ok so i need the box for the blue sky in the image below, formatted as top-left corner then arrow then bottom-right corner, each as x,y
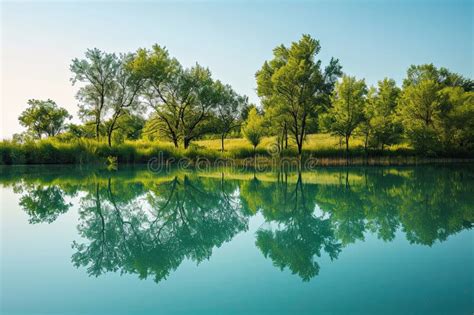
1,0 -> 472,138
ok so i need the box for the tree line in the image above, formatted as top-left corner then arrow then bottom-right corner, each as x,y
15,35 -> 474,156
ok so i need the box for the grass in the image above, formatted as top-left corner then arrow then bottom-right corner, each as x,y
195,134 -> 414,158
0,133 -> 471,165
196,134 -> 411,153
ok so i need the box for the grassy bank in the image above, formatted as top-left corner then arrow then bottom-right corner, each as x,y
1,134 -> 472,166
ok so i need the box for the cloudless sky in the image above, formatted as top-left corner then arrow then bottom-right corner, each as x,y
1,0 -> 473,138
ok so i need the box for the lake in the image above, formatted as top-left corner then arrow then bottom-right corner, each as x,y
0,165 -> 473,315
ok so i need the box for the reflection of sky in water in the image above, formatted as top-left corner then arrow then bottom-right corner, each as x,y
1,166 -> 473,314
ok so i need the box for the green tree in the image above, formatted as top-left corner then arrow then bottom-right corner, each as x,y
363,78 -> 402,151
239,103 -> 259,122
67,123 -> 96,139
71,175 -> 247,283
105,53 -> 145,146
253,173 -> 342,281
403,64 -> 473,91
256,34 -> 342,156
436,87 -> 474,152
213,81 -> 248,152
70,48 -> 119,141
19,184 -> 71,224
18,99 -> 71,139
263,101 -> 291,154
130,45 -> 217,149
322,75 -> 367,155
398,79 -> 440,152
356,87 -> 376,153
242,107 -> 265,154
105,112 -> 145,143
128,45 -> 182,146
399,64 -> 473,154
177,65 -> 217,149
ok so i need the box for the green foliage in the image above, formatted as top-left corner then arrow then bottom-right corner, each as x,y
70,48 -> 120,141
3,165 -> 470,282
6,41 -> 473,161
104,112 -> 145,144
18,99 -> 71,139
322,75 -> 367,153
129,45 -> 225,149
212,81 -> 248,151
436,87 -> 474,152
403,63 -> 473,91
398,72 -> 473,155
397,63 -> 473,155
398,79 -> 440,153
18,184 -> 72,224
105,53 -> 145,146
256,34 -> 342,154
358,78 -> 402,151
242,108 -> 265,150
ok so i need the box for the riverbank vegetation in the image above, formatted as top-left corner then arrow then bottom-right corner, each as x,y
1,34 -> 472,165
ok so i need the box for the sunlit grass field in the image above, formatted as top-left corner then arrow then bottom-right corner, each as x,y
0,132 -> 434,166
195,133 -> 410,153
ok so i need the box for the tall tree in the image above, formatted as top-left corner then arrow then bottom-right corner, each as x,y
178,65 -> 217,149
18,99 -> 71,139
256,34 -> 342,156
356,87 -> 376,153
105,54 -> 145,146
242,107 -> 265,155
399,65 -> 473,153
104,112 -> 145,143
398,79 -> 441,152
363,78 -> 402,151
213,81 -> 248,152
130,45 -> 217,148
436,87 -> 474,152
129,45 -> 182,146
403,64 -> 473,91
70,48 -> 119,141
322,75 -> 367,155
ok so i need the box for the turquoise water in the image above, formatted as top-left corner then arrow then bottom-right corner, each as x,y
0,165 -> 473,315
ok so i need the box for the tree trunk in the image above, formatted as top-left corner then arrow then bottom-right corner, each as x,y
280,128 -> 284,152
283,122 -> 288,149
364,134 -> 369,155
297,141 -> 303,157
96,121 -> 100,142
221,134 -> 225,152
253,144 -> 257,166
108,130 -> 112,147
184,138 -> 190,149
345,134 -> 350,157
364,134 -> 369,165
107,115 -> 119,147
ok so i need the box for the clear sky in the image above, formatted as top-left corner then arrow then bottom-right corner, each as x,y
1,0 -> 473,139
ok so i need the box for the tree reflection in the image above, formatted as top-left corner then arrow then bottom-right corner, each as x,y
72,173 -> 247,282
242,173 -> 342,281
17,184 -> 72,224
395,167 -> 474,245
2,165 -> 472,283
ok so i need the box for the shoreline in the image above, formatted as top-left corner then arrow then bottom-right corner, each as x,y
1,156 -> 473,167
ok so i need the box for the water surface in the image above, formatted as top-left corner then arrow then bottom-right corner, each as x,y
1,165 -> 473,314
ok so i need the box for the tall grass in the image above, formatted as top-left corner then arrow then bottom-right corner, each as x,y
1,134 -> 471,165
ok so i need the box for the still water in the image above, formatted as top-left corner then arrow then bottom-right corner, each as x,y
0,165 -> 473,315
